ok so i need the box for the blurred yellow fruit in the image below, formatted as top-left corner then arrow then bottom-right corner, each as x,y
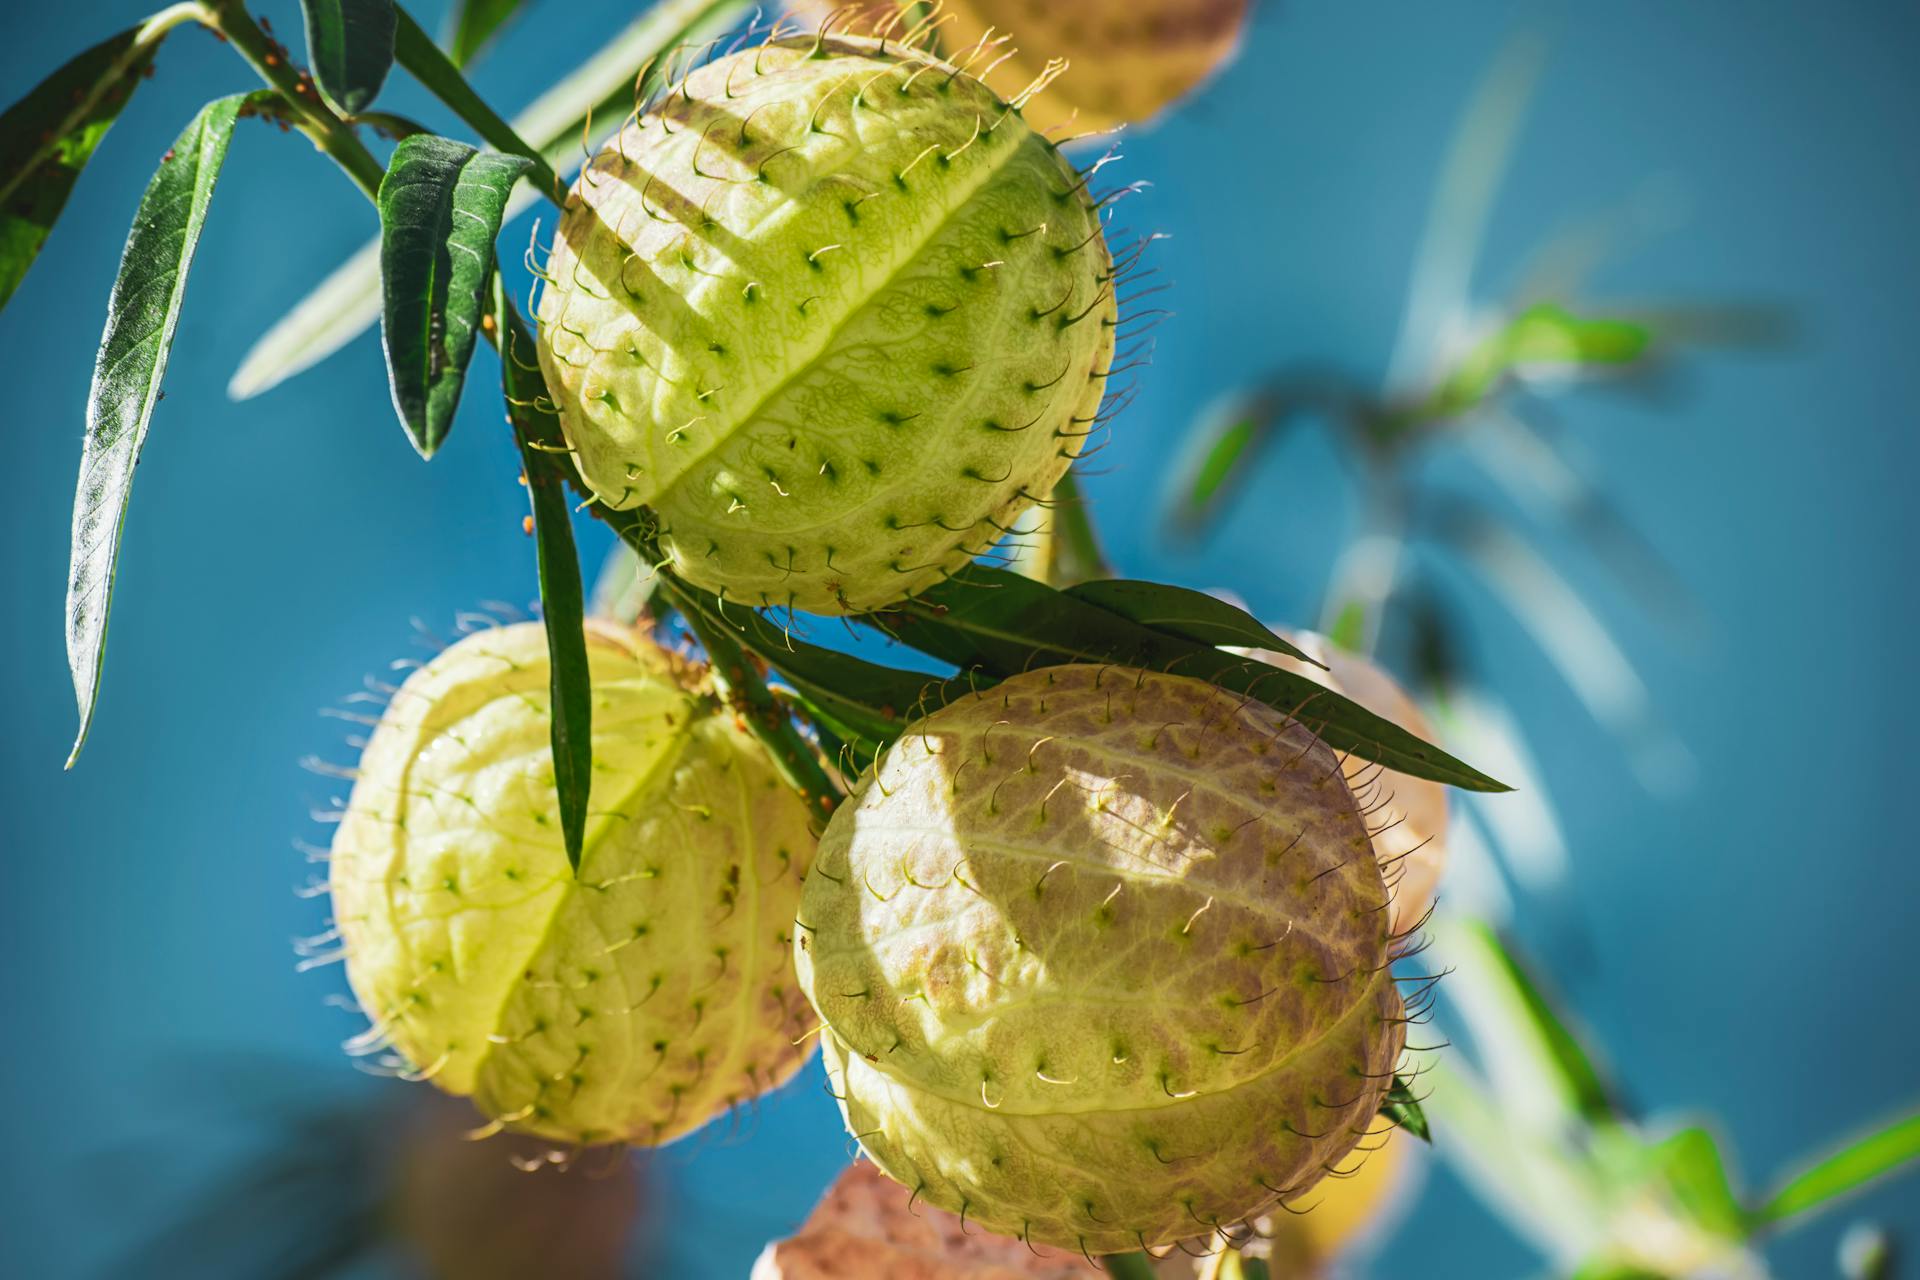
792,0 -> 1251,136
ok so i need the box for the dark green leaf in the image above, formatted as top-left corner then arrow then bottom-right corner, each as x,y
301,0 -> 397,114
378,135 -> 530,457
1381,1074 -> 1431,1143
231,0 -> 755,398
665,576 -> 960,763
1469,921 -> 1616,1122
493,280 -> 592,870
869,567 -> 1509,792
1760,1110 -> 1920,1227
0,19 -> 173,312
1065,579 -> 1317,665
444,0 -> 525,66
392,8 -> 559,201
66,95 -> 246,767
1102,1254 -> 1159,1280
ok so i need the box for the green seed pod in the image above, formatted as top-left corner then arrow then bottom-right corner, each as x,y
795,666 -> 1405,1254
330,621 -> 817,1146
536,33 -> 1116,614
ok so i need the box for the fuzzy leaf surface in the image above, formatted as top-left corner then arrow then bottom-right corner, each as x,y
870,567 -> 1508,791
301,0 -> 397,113
0,22 -> 167,312
493,284 -> 592,868
66,94 -> 246,766
378,135 -> 529,456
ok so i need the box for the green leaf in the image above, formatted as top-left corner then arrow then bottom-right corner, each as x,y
1064,578 -> 1317,665
391,8 -> 559,200
870,567 -> 1509,792
1759,1109 -> 1920,1227
301,0 -> 397,114
66,94 -> 247,767
1102,1254 -> 1159,1280
444,0 -> 524,66
1425,303 -> 1653,421
229,0 -> 755,399
1567,1261 -> 1666,1280
377,135 -> 530,457
1381,1074 -> 1431,1143
1649,1127 -> 1747,1239
0,14 -> 182,313
492,280 -> 592,870
1464,921 -> 1616,1123
665,576 -> 959,763
1326,599 -> 1367,654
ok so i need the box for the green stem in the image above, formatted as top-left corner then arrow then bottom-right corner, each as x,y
201,0 -> 386,200
393,6 -> 564,207
657,576 -> 845,824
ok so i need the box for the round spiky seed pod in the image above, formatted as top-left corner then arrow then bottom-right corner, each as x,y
536,33 -> 1116,615
800,0 -> 1250,136
794,666 -> 1406,1253
330,621 -> 817,1146
1247,630 -> 1449,938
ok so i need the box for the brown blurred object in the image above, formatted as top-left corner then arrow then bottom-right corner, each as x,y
1245,630 -> 1450,939
792,1 -> 1250,136
753,1161 -> 1096,1278
391,1092 -> 647,1279
1147,1131 -> 1413,1278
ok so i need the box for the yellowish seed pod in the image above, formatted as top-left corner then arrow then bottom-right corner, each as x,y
331,621 -> 817,1146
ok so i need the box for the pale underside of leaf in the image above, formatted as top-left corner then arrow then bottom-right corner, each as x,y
67,94 -> 246,765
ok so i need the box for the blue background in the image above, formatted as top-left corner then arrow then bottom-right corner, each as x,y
2,1 -> 1915,1275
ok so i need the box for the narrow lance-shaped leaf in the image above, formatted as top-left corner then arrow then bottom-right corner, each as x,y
492,279 -> 592,869
0,11 -> 187,313
1065,578 -> 1318,664
230,0 -> 755,399
444,0 -> 526,67
1758,1109 -> 1920,1227
1380,1074 -> 1431,1143
869,566 -> 1509,792
67,94 -> 248,767
301,0 -> 398,114
378,135 -> 531,456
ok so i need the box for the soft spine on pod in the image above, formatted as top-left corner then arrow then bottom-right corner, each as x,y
535,32 -> 1116,615
328,620 -> 818,1146
794,665 -> 1407,1254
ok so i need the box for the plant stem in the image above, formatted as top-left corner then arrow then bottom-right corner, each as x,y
658,576 -> 845,824
201,0 -> 386,200
393,7 -> 565,208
